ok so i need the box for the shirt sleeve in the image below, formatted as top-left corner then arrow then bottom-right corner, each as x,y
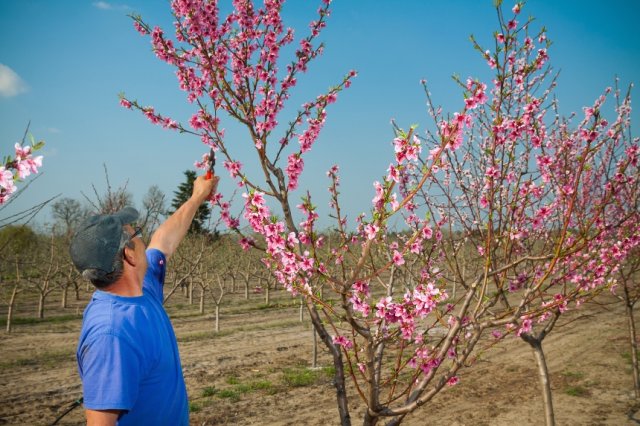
143,249 -> 167,304
79,333 -> 142,411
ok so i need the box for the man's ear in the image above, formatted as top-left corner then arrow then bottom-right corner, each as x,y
122,245 -> 137,266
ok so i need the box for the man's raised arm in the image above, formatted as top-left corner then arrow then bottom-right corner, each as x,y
148,174 -> 218,260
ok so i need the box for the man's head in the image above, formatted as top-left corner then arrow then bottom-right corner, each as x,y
70,207 -> 141,288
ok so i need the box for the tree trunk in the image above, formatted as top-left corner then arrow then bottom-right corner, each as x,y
311,326 -> 318,368
307,301 -> 351,425
363,411 -> 380,426
215,304 -> 220,333
522,335 -> 555,426
6,285 -> 19,333
61,286 -> 68,309
74,281 -> 80,301
37,293 -> 45,319
244,280 -> 249,300
199,288 -> 205,314
188,280 -> 194,305
626,302 -> 640,398
265,283 -> 270,305
299,297 -> 304,322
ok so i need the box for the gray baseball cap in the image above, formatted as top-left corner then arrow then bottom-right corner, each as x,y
69,207 -> 139,273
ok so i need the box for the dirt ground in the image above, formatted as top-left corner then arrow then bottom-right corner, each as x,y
1,286 -> 639,426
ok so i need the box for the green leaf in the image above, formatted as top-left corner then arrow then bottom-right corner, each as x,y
32,140 -> 45,151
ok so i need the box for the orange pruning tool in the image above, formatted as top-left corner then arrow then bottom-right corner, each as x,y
206,148 -> 215,180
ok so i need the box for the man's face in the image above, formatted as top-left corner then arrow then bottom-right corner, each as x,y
124,224 -> 148,281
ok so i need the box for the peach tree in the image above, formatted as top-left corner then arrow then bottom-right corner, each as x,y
122,1 -> 639,424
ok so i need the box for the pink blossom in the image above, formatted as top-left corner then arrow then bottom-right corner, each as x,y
223,160 -> 243,178
485,166 -> 500,180
0,167 -> 16,193
516,317 -> 532,337
447,376 -> 459,386
372,181 -> 384,207
332,335 -> 353,350
421,226 -> 433,240
375,296 -> 393,320
387,164 -> 400,183
239,237 -> 252,250
286,153 -> 304,190
364,223 -> 379,240
392,250 -> 405,266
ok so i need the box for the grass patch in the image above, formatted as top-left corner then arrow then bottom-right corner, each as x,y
217,389 -> 240,401
177,329 -> 233,343
177,319 -> 302,343
323,365 -> 336,377
282,366 -> 332,388
562,370 -> 585,380
212,377 -> 276,403
226,375 -> 240,385
202,386 -> 217,397
189,402 -> 201,413
0,349 -> 75,370
565,385 -> 588,397
250,380 -> 273,391
255,302 -> 294,310
0,314 -> 81,327
622,351 -> 640,364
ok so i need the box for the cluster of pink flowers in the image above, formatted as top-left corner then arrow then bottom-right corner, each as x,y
349,280 -> 370,317
407,345 -> 443,377
242,190 -> 323,296
374,282 -> 448,341
125,0 -> 358,223
0,143 -> 44,205
332,335 -> 353,350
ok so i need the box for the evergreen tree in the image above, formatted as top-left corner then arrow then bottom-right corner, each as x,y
170,170 -> 211,234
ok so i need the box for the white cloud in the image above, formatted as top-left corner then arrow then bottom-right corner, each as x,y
0,64 -> 28,98
93,1 -> 130,11
93,1 -> 112,10
47,127 -> 61,134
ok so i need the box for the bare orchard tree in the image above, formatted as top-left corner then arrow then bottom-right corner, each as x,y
51,197 -> 86,238
57,261 -> 81,309
0,225 -> 40,331
163,234 -> 207,304
1,259 -> 24,333
208,270 -> 226,333
139,185 -> 167,234
82,164 -> 133,214
27,232 -> 61,319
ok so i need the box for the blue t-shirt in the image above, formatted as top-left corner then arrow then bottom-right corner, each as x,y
77,249 -> 188,425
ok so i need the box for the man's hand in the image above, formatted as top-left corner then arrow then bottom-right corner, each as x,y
192,174 -> 218,204
148,173 -> 220,261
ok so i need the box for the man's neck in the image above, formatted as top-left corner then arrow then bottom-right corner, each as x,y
102,277 -> 143,297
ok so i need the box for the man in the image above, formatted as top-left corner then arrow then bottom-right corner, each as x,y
70,174 -> 218,425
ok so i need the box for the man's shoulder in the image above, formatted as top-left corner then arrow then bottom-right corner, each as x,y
145,248 -> 166,267
80,293 -> 156,342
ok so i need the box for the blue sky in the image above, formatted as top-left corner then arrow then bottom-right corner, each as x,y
1,0 -> 639,230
